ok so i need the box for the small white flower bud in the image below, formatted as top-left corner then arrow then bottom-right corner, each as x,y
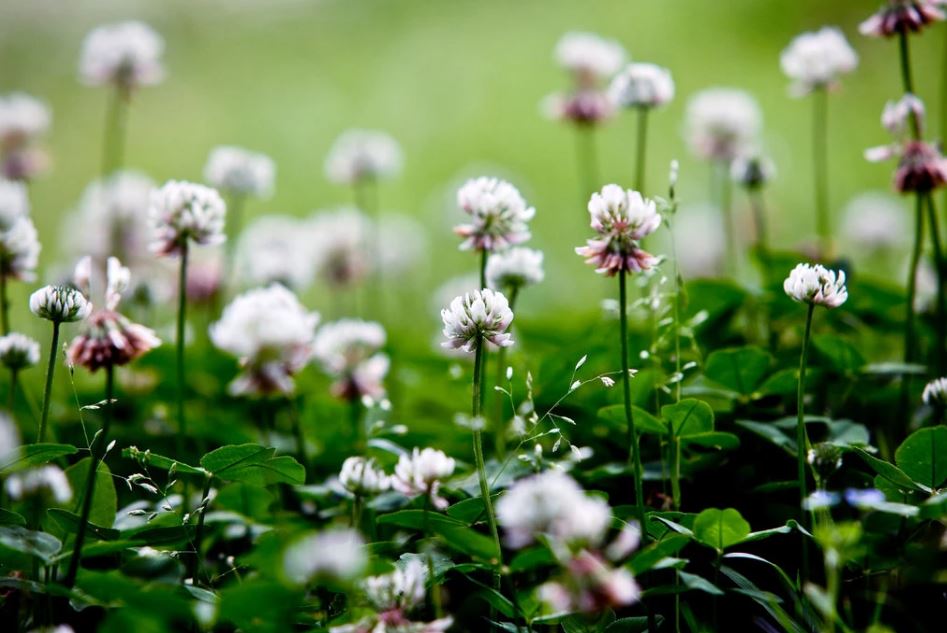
29,285 -> 92,323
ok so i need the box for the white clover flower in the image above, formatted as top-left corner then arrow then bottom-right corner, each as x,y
325,129 -> 402,186
210,284 -> 319,396
0,93 -> 51,146
576,185 -> 661,276
730,154 -> 775,189
840,192 -> 906,251
5,465 -> 73,504
0,180 -> 29,229
339,456 -> 390,496
497,470 -> 612,549
235,215 -> 316,291
0,332 -> 40,370
486,247 -> 545,291
377,213 -> 428,274
0,412 -> 19,462
204,146 -> 275,199
441,289 -> 514,352
30,285 -> 92,323
454,177 -> 535,252
149,180 -> 227,256
283,528 -> 366,585
923,377 -> 947,406
685,88 -> 762,162
539,551 -> 640,613
313,319 -> 388,400
780,27 -> 858,96
0,216 -> 40,281
555,32 -> 626,85
609,63 -> 675,109
308,208 -> 374,288
79,21 -> 165,89
64,171 -> 154,262
783,263 -> 848,308
391,447 -> 455,509
363,558 -> 427,612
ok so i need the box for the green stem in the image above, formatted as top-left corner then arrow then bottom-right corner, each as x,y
750,189 -> 770,265
716,161 -> 737,276
8,368 -> 16,412
575,125 -> 599,206
634,108 -> 650,193
796,303 -> 815,585
813,88 -> 831,256
37,321 -> 60,443
0,273 -> 9,336
925,193 -> 946,376
472,340 -> 503,579
351,397 -> 364,452
492,286 -> 519,458
101,86 -> 128,178
479,249 -> 488,290
897,31 -> 921,140
225,194 -> 246,291
189,473 -> 214,585
905,195 -> 924,368
289,397 -> 308,476
63,364 -> 114,587
176,243 -> 189,442
619,271 -> 647,534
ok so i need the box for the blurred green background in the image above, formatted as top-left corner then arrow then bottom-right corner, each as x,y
0,0 -> 944,326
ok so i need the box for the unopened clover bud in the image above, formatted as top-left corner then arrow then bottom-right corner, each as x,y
29,285 -> 92,323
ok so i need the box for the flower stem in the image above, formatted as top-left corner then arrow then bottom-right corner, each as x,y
472,340 -> 503,580
189,472 -> 214,585
619,271 -> 647,534
224,193 -> 246,291
796,302 -> 815,584
715,161 -> 737,276
176,243 -> 189,443
905,195 -> 925,367
749,189 -> 770,267
0,273 -> 9,336
8,368 -> 17,412
926,193 -> 947,376
37,321 -> 60,443
479,249 -> 488,290
492,286 -> 519,458
101,86 -> 128,178
813,87 -> 831,257
574,126 -> 599,206
897,31 -> 921,139
634,108 -> 650,192
351,398 -> 364,452
63,364 -> 113,588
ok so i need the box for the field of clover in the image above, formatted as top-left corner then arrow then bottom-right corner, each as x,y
2,2 -> 947,632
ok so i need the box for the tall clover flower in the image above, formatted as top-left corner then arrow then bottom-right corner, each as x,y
0,179 -> 40,333
63,256 -> 159,588
0,93 -> 51,181
149,180 -> 226,446
576,184 -> 660,534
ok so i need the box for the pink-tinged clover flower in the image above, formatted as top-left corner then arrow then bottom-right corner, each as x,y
685,88 -> 761,162
391,447 -> 456,510
865,95 -> 947,193
0,93 -> 51,181
576,184 -> 661,276
783,263 -> 848,308
454,177 -> 534,252
148,180 -> 226,257
313,319 -> 388,401
860,0 -> 945,37
79,21 -> 165,89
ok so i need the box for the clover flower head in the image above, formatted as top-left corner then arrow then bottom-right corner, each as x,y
543,90 -> 615,125
685,88 -> 762,161
339,456 -> 390,496
455,177 -> 535,252
441,288 -> 514,352
576,185 -> 661,276
5,465 -> 73,504
0,213 -> 39,281
30,285 -> 91,323
363,558 -> 427,612
65,171 -> 154,262
841,192 -> 907,251
860,0 -> 945,38
866,138 -> 947,194
149,180 -> 226,256
780,27 -> 858,96
391,447 -> 456,510
609,63 -> 675,109
0,93 -> 50,181
210,284 -> 319,396
313,319 -> 388,401
325,129 -> 402,185
0,332 -> 40,370
79,21 -> 165,88
486,247 -> 545,291
283,528 -> 366,586
730,153 -> 775,189
236,215 -> 316,291
783,263 -> 848,308
204,145 -> 275,198
309,208 -> 374,288
922,377 -> 947,406
554,32 -> 626,86
539,550 -> 641,614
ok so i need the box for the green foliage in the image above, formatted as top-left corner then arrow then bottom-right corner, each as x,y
704,346 -> 773,396
693,508 -> 751,552
200,444 -> 305,485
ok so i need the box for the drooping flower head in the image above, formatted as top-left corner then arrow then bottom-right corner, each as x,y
865,95 -> 947,193
576,184 -> 661,276
783,263 -> 848,308
210,284 -> 319,396
325,129 -> 403,186
860,0 -> 945,37
685,88 -> 762,162
391,447 -> 455,510
0,93 -> 51,181
204,146 -> 275,199
441,289 -> 514,352
235,215 -> 316,291
339,456 -> 390,496
148,180 -> 227,256
780,27 -> 858,96
308,208 -> 374,288
922,377 -> 947,406
609,63 -> 675,109
5,465 -> 73,504
79,21 -> 165,90
454,177 -> 535,252
730,154 -> 776,190
486,247 -> 545,291
0,332 -> 40,371
30,285 -> 92,323
283,528 -> 366,586
554,32 -> 626,88
313,319 -> 389,401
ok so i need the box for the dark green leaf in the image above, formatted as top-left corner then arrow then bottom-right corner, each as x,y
598,405 -> 666,435
852,448 -> 925,492
48,509 -> 120,540
693,508 -> 750,551
0,525 -> 62,563
895,427 -> 947,489
680,432 -> 740,450
704,347 -> 772,395
0,443 -> 77,473
64,458 -> 117,532
200,444 -> 305,485
662,399 -> 714,437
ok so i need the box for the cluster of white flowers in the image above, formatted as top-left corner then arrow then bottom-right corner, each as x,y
30,285 -> 92,323
283,528 -> 366,585
79,21 -> 165,88
204,146 -> 275,199
64,171 -> 154,262
313,319 -> 389,401
609,63 -> 675,109
210,284 -> 319,396
325,129 -> 402,186
0,332 -> 40,370
554,32 -> 626,85
149,180 -> 227,256
780,27 -> 858,96
454,177 -> 535,252
441,289 -> 514,352
309,208 -> 374,288
391,447 -> 455,509
0,92 -> 50,180
235,216 -> 315,291
339,456 -> 390,496
783,263 -> 848,308
576,184 -> 661,276
5,465 -> 73,504
486,247 -> 545,291
685,88 -> 762,162
922,377 -> 947,406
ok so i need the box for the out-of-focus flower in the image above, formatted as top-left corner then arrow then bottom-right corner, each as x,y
339,456 -> 390,496
672,204 -> 726,278
313,319 -> 388,401
539,550 -> 640,614
730,154 -> 775,190
881,93 -> 925,136
685,88 -> 762,162
391,447 -> 456,510
283,528 -> 366,585
185,252 -> 223,305
308,208 -> 373,288
780,27 -> 858,96
149,180 -> 227,257
0,180 -> 29,228
0,412 -> 20,462
210,284 -> 319,396
235,216 -> 315,291
804,490 -> 841,510
0,93 -> 50,181
865,95 -> 947,193
860,0 -> 945,37
325,130 -> 402,186
554,32 -> 626,87
454,177 -> 535,252
486,247 -> 544,291
840,192 -> 907,251
204,146 -> 275,199
67,257 -> 160,371
922,377 -> 947,405
30,285 -> 91,323
0,216 -> 40,281
609,63 -> 674,109
79,21 -> 165,89
441,289 -> 514,352
576,184 -> 661,276
376,213 -> 428,274
5,465 -> 73,503
497,470 -> 612,549
0,332 -> 40,370
783,263 -> 848,308
543,90 -> 615,125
